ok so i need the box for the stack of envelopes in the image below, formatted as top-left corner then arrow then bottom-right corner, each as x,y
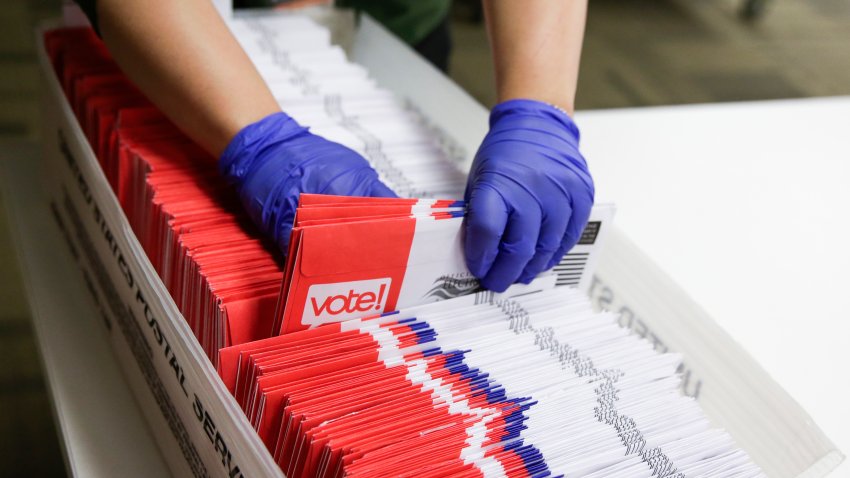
44,28 -> 283,364
221,285 -> 765,477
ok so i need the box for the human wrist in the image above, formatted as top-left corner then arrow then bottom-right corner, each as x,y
495,82 -> 575,116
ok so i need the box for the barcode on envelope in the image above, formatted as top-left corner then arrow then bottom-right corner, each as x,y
554,252 -> 589,286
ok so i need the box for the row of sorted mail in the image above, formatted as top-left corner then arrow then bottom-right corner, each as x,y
43,14 -> 764,477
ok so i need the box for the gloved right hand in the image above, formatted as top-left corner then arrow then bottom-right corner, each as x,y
463,99 -> 595,292
219,112 -> 397,253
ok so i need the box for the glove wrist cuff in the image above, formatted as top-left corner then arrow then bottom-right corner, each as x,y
490,98 -> 580,142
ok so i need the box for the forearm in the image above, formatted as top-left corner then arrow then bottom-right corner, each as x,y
482,0 -> 587,115
97,0 -> 280,156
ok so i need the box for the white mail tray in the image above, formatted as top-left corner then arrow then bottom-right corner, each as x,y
36,7 -> 841,478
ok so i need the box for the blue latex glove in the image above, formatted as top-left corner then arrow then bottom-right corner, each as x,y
219,112 -> 396,252
464,99 -> 594,292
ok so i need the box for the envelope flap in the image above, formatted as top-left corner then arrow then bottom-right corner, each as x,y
298,217 -> 416,277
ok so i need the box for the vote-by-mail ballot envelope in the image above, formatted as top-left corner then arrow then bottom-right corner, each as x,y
275,195 -> 614,334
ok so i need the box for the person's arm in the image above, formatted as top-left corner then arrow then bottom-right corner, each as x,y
463,0 -> 594,292
90,0 -> 396,252
97,0 -> 280,156
483,0 -> 587,114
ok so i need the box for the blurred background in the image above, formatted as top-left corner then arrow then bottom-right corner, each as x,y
1,0 -> 848,475
452,0 -> 850,109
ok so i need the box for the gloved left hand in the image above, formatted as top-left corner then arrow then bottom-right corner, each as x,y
219,111 -> 397,253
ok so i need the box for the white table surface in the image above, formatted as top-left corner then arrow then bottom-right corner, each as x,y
0,143 -> 171,477
577,97 -> 850,476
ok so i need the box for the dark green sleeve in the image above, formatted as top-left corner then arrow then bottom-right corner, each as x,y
75,0 -> 101,34
337,0 -> 450,46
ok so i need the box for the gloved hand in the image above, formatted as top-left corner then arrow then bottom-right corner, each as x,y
219,112 -> 396,252
464,99 -> 594,292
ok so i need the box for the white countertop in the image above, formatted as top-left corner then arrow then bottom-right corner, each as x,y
577,97 -> 850,475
